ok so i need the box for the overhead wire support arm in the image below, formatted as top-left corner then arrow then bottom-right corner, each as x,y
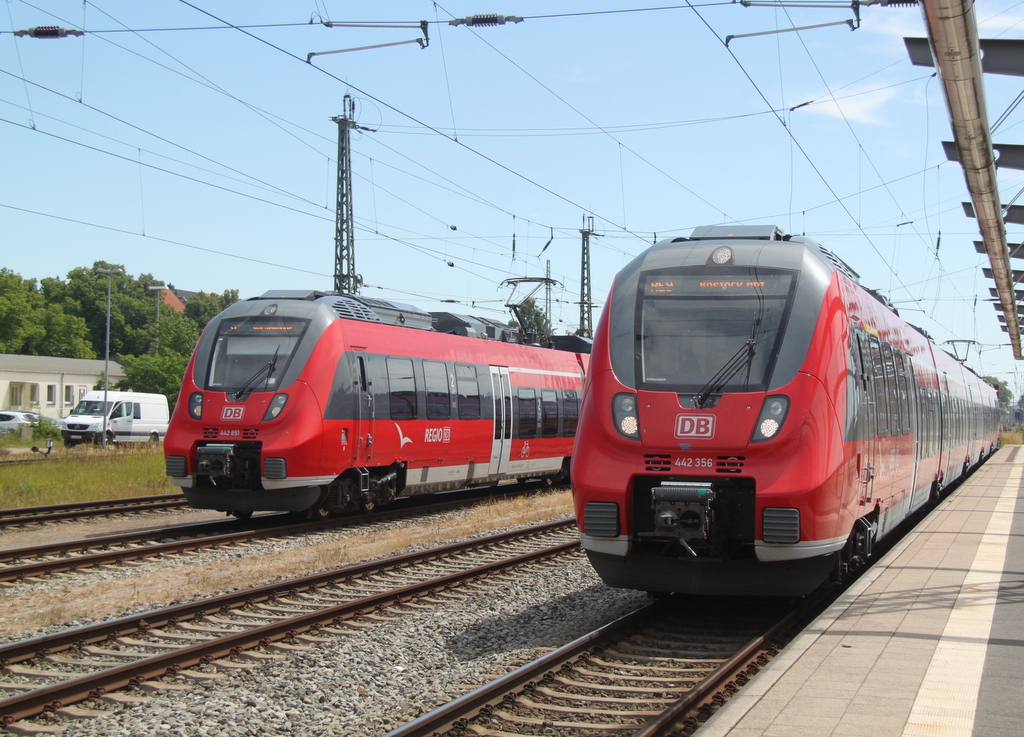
726,0 -> 905,45
307,21 -> 429,62
726,19 -> 856,45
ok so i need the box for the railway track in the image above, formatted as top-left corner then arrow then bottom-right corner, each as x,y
0,485 -> 554,583
0,494 -> 189,527
0,520 -> 580,728
387,594 -> 819,737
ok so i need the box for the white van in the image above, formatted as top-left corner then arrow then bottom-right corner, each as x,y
62,391 -> 170,447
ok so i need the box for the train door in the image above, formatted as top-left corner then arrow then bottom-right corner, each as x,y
938,373 -> 952,487
353,355 -> 374,466
488,366 -> 512,475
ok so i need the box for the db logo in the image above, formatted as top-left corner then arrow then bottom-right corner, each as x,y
221,406 -> 245,421
675,414 -> 715,439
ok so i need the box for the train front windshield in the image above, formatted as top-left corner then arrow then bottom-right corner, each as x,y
637,268 -> 797,393
205,316 -> 310,393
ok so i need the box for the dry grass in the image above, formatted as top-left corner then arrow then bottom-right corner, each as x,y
0,447 -> 167,508
0,489 -> 575,639
999,430 -> 1023,445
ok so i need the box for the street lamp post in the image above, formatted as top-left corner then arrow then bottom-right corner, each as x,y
148,285 -> 167,355
96,267 -> 122,448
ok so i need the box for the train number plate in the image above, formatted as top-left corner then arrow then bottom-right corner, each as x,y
675,457 -> 714,468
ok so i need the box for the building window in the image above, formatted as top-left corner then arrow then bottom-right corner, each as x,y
47,385 -> 57,405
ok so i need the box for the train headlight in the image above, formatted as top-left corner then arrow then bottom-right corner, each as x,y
710,246 -> 733,265
612,393 -> 640,439
188,392 -> 203,420
262,393 -> 288,421
751,395 -> 789,442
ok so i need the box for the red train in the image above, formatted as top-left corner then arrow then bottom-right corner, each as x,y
571,225 -> 999,597
165,291 -> 589,518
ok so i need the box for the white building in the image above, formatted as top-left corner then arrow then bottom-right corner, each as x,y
0,355 -> 126,417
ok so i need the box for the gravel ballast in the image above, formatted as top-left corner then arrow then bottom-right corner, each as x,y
36,552 -> 648,737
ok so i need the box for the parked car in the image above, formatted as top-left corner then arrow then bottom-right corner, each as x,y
0,411 -> 39,434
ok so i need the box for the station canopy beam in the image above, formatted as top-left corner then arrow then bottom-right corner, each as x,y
905,4 -> 1023,358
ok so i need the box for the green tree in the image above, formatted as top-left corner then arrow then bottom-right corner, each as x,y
0,268 -> 45,353
116,353 -> 190,407
23,304 -> 95,359
984,376 -> 1013,413
509,298 -> 551,337
184,289 -> 239,328
157,309 -> 201,358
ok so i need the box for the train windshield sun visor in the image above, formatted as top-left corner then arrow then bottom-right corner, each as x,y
635,267 -> 797,394
205,316 -> 310,394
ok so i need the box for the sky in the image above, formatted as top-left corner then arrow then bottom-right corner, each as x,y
4,1 -> 1024,394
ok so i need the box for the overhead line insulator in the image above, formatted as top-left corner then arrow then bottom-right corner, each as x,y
13,26 -> 84,38
449,14 -> 524,27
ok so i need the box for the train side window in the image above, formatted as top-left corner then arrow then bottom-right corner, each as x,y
518,388 -> 537,438
892,349 -> 911,435
846,333 -> 863,440
880,343 -> 900,436
424,361 -> 451,420
562,391 -> 579,437
455,364 -> 481,420
541,390 -> 558,437
386,357 -> 417,420
868,337 -> 890,436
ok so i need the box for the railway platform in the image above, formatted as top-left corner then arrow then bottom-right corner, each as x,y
696,443 -> 1024,737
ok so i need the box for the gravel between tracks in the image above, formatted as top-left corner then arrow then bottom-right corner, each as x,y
32,552 -> 647,737
5,496 -> 650,736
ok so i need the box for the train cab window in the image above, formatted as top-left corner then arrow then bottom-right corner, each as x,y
635,267 -> 796,393
541,390 -> 558,437
456,364 -> 481,420
562,392 -> 579,437
206,316 -> 309,393
517,389 -> 537,438
386,357 -> 417,420
424,361 -> 451,420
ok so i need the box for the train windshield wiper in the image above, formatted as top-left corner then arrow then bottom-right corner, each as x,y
231,346 -> 280,401
692,340 -> 755,409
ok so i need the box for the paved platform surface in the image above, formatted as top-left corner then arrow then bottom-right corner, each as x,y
696,444 -> 1024,737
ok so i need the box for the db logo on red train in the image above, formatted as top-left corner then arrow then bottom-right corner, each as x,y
675,414 -> 714,439
221,406 -> 245,421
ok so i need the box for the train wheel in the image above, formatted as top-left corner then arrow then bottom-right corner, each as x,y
308,505 -> 331,521
359,499 -> 376,514
231,511 -> 253,520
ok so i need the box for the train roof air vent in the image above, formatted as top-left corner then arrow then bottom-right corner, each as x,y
323,296 -> 383,323
318,294 -> 434,330
688,225 -> 786,241
816,246 -> 861,283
